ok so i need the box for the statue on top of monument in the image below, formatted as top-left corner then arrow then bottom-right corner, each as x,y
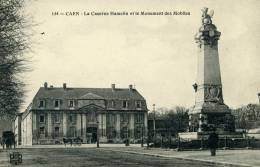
195,7 -> 220,47
201,7 -> 214,25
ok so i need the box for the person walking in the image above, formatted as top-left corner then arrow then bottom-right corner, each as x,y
208,130 -> 219,156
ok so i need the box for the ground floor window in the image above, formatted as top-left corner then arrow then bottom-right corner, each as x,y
135,113 -> 144,123
106,114 -> 116,126
68,126 -> 76,138
106,126 -> 116,139
39,127 -> 45,134
54,127 -> 60,138
134,126 -> 143,139
120,126 -> 129,139
39,127 -> 45,138
39,115 -> 45,123
68,114 -> 76,124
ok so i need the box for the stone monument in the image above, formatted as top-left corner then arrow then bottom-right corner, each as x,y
179,8 -> 240,140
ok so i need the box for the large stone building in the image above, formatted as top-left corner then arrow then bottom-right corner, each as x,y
20,83 -> 148,145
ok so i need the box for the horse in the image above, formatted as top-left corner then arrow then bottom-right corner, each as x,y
63,138 -> 73,147
63,137 -> 83,147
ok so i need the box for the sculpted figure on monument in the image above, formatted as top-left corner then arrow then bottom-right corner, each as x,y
195,7 -> 220,47
205,86 -> 223,103
201,7 -> 214,25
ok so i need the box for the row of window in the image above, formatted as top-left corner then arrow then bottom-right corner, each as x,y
38,99 -> 144,109
111,100 -> 142,108
39,126 -> 144,139
39,126 -> 76,138
39,99 -> 74,108
106,113 -> 144,126
39,114 -> 76,124
39,113 -> 144,124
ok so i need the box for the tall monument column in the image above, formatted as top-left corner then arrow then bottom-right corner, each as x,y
189,8 -> 235,133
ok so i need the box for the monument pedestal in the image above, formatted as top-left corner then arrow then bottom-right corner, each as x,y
188,102 -> 235,132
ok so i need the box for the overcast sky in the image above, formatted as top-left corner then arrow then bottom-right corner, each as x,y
22,0 -> 260,111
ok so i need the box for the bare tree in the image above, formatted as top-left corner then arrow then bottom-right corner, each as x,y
0,0 -> 31,120
232,104 -> 260,130
148,106 -> 189,135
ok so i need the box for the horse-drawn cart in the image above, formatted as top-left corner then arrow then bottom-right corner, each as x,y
2,131 -> 15,149
63,137 -> 83,146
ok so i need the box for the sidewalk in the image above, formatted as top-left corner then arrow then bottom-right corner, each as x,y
101,147 -> 260,167
16,143 -> 141,149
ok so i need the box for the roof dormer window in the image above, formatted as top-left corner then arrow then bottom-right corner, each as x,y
122,100 -> 128,108
111,100 -> 115,108
38,100 -> 45,108
136,101 -> 141,109
54,99 -> 61,108
68,100 -> 74,108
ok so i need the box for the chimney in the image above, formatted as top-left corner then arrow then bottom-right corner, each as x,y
111,84 -> 115,91
258,93 -> 260,104
63,83 -> 67,89
129,84 -> 133,91
44,82 -> 48,89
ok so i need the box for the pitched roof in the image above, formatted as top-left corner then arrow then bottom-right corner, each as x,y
79,93 -> 104,99
34,87 -> 145,100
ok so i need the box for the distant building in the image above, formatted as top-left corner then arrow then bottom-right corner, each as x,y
20,83 -> 148,145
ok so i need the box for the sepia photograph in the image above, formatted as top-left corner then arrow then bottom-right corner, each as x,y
0,0 -> 260,166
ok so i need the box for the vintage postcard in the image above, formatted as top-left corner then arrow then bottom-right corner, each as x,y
0,0 -> 259,166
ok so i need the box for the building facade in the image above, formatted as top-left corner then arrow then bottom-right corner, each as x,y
20,83 -> 148,145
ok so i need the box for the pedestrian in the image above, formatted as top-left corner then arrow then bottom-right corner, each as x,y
70,138 -> 73,147
208,130 -> 219,156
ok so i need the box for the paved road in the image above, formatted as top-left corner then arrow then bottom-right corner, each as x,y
0,148 -> 221,167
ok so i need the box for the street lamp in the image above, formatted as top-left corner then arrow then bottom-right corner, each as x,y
126,123 -> 130,146
96,121 -> 99,148
141,124 -> 144,147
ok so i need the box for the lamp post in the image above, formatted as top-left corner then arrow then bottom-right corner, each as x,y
141,124 -> 144,147
96,121 -> 99,148
126,123 -> 130,146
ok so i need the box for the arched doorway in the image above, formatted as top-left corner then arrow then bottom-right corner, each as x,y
86,127 -> 97,143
